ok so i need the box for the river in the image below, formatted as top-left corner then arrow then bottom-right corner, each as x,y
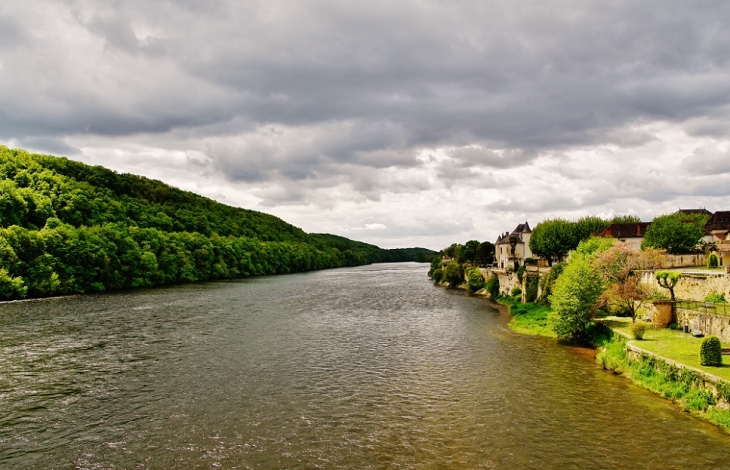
1,262 -> 730,468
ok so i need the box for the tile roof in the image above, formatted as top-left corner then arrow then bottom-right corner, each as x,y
705,211 -> 730,231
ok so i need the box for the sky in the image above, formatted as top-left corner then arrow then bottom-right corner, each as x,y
3,0 -> 730,250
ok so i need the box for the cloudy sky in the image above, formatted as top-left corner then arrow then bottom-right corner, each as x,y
3,0 -> 730,249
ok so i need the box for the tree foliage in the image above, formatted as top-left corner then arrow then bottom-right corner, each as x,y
485,273 -> 500,298
593,243 -> 664,321
642,213 -> 708,254
475,241 -> 495,267
460,240 -> 480,264
466,267 -> 485,292
529,219 -> 579,264
0,147 -> 433,300
655,270 -> 681,302
550,256 -> 605,341
443,261 -> 464,287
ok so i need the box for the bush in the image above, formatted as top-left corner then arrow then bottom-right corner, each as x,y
432,268 -> 443,283
443,261 -> 463,287
525,276 -> 539,303
516,265 -> 526,283
630,322 -> 647,340
485,273 -> 500,298
700,336 -> 723,366
538,262 -> 566,305
466,268 -> 485,292
708,254 -> 719,268
511,286 -> 522,297
705,291 -> 727,303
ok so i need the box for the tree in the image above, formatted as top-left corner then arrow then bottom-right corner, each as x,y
475,241 -> 495,267
466,267 -> 485,292
611,214 -> 641,224
593,243 -> 664,321
529,219 -> 579,265
550,256 -> 604,341
655,271 -> 681,302
574,216 -> 609,241
460,240 -> 480,264
642,213 -> 708,254
485,273 -> 500,298
443,261 -> 464,287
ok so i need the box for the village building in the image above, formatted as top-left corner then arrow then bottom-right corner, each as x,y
705,211 -> 730,243
597,222 -> 652,251
495,222 -> 533,270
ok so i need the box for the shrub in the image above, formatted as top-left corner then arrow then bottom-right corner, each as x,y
485,273 -> 500,298
525,276 -> 539,303
705,291 -> 727,303
630,322 -> 647,340
511,286 -> 522,297
708,254 -> 719,268
432,268 -> 443,283
516,265 -> 526,283
443,261 -> 464,287
466,268 -> 485,293
538,262 -> 566,305
700,336 -> 723,366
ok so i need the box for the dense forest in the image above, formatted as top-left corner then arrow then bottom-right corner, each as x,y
0,147 -> 433,300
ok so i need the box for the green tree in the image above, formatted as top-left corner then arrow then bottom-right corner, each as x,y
611,214 -> 641,224
655,271 -> 681,302
549,256 -> 605,341
443,261 -> 464,287
460,240 -> 480,264
642,213 -> 708,254
485,273 -> 500,298
475,241 -> 495,266
529,219 -> 578,265
574,216 -> 609,241
466,267 -> 485,292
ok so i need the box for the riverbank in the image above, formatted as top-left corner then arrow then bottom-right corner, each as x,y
490,291 -> 730,433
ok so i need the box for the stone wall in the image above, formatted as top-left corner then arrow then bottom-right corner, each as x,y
640,271 -> 730,302
478,268 -> 521,296
677,308 -> 730,343
661,253 -> 706,268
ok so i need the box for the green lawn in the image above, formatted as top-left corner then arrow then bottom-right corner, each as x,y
602,317 -> 730,381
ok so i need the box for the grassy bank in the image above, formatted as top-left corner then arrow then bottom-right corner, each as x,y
497,296 -> 730,432
498,297 -> 557,338
603,317 -> 730,381
596,329 -> 730,432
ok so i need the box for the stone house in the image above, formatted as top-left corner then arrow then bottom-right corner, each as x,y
495,222 -> 533,270
598,222 -> 652,251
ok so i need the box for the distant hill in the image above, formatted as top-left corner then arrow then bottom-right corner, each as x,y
0,147 -> 435,300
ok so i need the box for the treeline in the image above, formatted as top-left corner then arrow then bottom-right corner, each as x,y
0,147 -> 433,300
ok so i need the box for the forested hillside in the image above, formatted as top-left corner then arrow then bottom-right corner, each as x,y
0,147 -> 433,300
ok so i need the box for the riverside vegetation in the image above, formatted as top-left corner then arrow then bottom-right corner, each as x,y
0,147 -> 434,301
430,218 -> 730,433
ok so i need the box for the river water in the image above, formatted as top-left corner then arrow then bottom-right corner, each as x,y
2,262 -> 730,469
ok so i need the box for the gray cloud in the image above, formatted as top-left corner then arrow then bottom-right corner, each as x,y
3,0 -> 730,247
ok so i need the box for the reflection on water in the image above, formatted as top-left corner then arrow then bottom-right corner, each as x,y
1,263 -> 730,468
